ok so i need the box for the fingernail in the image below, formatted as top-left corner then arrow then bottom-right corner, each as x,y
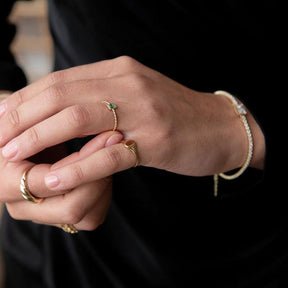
0,102 -> 7,117
2,141 -> 18,159
45,174 -> 60,188
105,133 -> 123,147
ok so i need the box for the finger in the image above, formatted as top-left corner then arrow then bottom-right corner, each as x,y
25,164 -> 70,199
44,142 -> 138,191
0,161 -> 69,203
1,105 -> 105,161
16,131 -> 123,200
73,187 -> 112,231
6,179 -> 111,226
0,66 -> 99,120
0,73 -> 135,160
0,132 -> 110,202
0,159 -> 35,203
40,182 -> 112,231
51,131 -> 124,170
0,78 -> 116,148
0,56 -> 143,121
1,99 -> 124,162
0,59 -> 116,114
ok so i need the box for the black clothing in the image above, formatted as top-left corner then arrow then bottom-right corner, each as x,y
1,1 -> 286,287
0,1 -> 26,91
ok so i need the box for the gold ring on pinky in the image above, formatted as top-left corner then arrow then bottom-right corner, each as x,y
20,168 -> 43,204
60,224 -> 78,234
102,101 -> 118,131
122,139 -> 139,167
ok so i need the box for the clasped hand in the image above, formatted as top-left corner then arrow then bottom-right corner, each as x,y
0,56 -> 254,231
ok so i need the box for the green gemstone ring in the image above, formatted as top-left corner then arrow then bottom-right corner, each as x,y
102,100 -> 118,131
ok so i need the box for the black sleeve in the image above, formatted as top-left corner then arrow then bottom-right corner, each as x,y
0,0 -> 27,91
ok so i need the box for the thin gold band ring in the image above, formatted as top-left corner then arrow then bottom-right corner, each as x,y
102,101 -> 118,131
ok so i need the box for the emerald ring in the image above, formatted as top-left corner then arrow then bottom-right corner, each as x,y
102,101 -> 118,131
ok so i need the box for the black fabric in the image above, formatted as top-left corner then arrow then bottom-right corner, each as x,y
0,0 -> 27,91
0,1 -> 286,287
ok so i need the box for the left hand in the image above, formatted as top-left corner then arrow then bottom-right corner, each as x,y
3,131 -> 123,231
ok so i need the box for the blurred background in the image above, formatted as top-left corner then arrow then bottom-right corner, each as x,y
0,0 -> 52,285
9,0 -> 52,83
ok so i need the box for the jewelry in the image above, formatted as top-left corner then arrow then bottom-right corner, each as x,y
60,224 -> 78,234
122,139 -> 139,167
213,90 -> 253,197
20,168 -> 43,204
102,101 -> 118,131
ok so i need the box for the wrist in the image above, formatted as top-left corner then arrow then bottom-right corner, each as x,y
213,90 -> 265,196
217,91 -> 265,171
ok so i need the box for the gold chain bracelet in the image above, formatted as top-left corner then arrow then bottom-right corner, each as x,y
213,90 -> 253,197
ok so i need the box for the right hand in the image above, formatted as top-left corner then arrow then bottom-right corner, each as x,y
1,130 -> 123,231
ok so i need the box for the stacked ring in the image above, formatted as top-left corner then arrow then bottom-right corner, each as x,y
20,168 -> 78,234
20,168 -> 43,204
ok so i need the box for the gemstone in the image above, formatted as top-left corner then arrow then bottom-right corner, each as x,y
109,103 -> 117,109
237,103 -> 247,115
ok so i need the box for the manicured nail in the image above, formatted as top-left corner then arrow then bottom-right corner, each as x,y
45,174 -> 60,188
2,141 -> 18,159
105,133 -> 123,147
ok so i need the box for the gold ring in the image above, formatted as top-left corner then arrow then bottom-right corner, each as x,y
122,139 -> 139,167
102,101 -> 118,131
60,224 -> 78,234
20,168 -> 43,204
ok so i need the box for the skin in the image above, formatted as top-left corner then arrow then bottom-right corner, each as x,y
0,56 -> 266,231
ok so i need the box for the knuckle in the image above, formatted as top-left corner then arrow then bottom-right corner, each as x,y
101,148 -> 122,171
125,72 -> 152,94
8,109 -> 20,127
115,55 -> 139,72
126,71 -> 142,86
46,84 -> 66,105
61,204 -> 84,224
13,89 -> 24,106
66,105 -> 90,130
27,126 -> 41,146
142,94 -> 162,122
47,70 -> 65,86
70,163 -> 85,184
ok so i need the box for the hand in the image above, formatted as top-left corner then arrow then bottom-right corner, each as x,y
2,131 -> 123,231
0,56 -> 265,192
